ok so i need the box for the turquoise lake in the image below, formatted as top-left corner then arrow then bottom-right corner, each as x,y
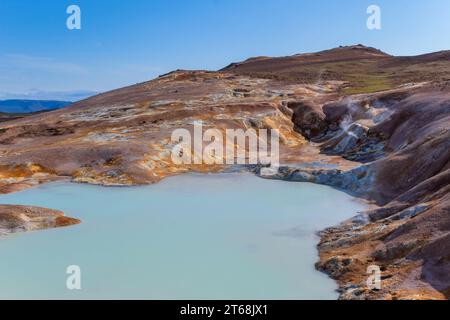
0,173 -> 366,299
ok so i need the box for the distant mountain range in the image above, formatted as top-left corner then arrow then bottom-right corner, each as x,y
0,89 -> 97,102
0,99 -> 72,114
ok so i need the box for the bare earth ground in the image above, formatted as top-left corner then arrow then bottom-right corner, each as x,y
0,45 -> 449,299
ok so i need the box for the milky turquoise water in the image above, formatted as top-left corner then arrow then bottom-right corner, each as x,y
0,173 -> 366,299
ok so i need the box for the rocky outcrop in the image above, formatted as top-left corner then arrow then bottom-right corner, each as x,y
0,45 -> 448,300
316,189 -> 449,300
257,82 -> 450,299
0,205 -> 80,236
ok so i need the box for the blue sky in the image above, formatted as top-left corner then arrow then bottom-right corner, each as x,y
1,0 -> 449,100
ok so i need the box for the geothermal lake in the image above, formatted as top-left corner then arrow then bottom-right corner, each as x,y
0,173 -> 366,299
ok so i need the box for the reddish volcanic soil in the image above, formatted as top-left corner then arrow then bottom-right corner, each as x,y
0,45 -> 449,299
0,204 -> 80,236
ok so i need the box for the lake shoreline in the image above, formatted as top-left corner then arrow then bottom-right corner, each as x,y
0,173 -> 367,299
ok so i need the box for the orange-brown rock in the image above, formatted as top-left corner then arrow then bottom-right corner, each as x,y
0,45 -> 448,300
